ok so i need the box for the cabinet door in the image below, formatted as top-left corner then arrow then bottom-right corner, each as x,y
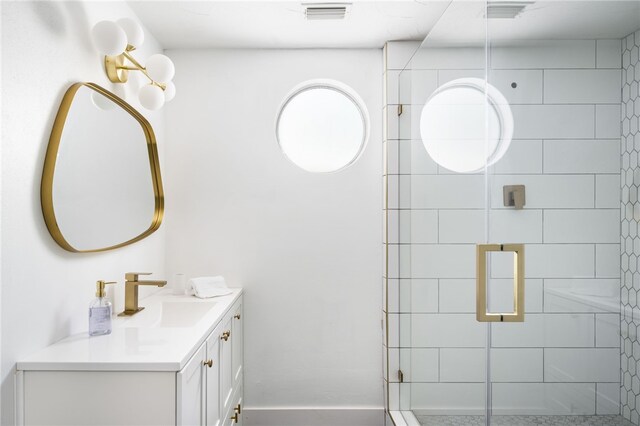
231,301 -> 243,384
220,316 -> 234,416
177,343 -> 206,426
206,328 -> 221,426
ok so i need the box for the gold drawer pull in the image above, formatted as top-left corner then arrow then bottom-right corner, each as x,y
203,359 -> 213,368
230,413 -> 239,423
234,313 -> 241,320
221,330 -> 231,341
476,243 -> 525,323
234,403 -> 242,414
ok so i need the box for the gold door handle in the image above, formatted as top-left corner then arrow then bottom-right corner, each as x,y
476,244 -> 525,322
230,413 -> 239,423
234,403 -> 242,414
221,330 -> 231,341
203,359 -> 213,368
234,313 -> 241,320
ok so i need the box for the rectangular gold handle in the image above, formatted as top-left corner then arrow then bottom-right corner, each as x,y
476,244 -> 524,322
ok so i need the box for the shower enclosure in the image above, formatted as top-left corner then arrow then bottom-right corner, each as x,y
385,1 -> 639,425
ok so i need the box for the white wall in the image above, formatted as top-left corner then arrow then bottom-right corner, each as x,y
163,49 -> 383,414
1,2 -> 166,423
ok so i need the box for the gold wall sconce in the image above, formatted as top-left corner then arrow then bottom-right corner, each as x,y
91,19 -> 176,110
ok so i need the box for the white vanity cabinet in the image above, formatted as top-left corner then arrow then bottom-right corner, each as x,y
16,290 -> 243,426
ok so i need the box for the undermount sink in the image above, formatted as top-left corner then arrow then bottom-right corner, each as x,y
124,301 -> 217,328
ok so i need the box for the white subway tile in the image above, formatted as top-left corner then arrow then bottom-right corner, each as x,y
544,210 -> 619,243
596,40 -> 622,68
491,349 -> 543,382
491,41 -> 596,69
492,383 -> 596,415
411,244 -> 475,278
596,104 -> 622,139
400,383 -> 410,410
544,348 -> 619,382
489,70 -> 543,104
439,210 -> 483,243
596,244 -> 621,278
544,279 -> 620,313
491,175 -> 595,209
399,105 -> 418,140
410,210 -> 438,243
399,314 -> 411,347
596,175 -> 621,208
400,245 -> 411,278
407,70 -> 439,105
596,383 -> 621,414
412,47 -> 485,70
385,70 -> 400,105
411,383 -> 485,413
596,314 -> 620,348
408,348 -> 439,382
387,278 -> 399,313
388,313 -> 399,347
387,243 -> 399,278
386,41 -> 421,70
386,106 -> 399,140
491,244 -> 595,279
398,140 -> 439,175
410,279 -> 439,313
488,278 -> 544,314
387,210 -> 400,243
491,313 -> 595,347
439,279 -> 475,313
491,140 -> 543,174
387,175 -> 411,209
489,209 -> 543,243
385,140 -> 399,175
544,70 -> 621,104
413,175 -> 485,209
438,69 -> 484,86
388,382 -> 400,410
543,140 -> 620,174
387,348 -> 398,382
511,105 -> 595,139
412,314 -> 486,347
440,348 -> 485,382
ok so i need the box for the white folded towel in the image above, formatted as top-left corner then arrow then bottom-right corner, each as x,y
186,276 -> 232,299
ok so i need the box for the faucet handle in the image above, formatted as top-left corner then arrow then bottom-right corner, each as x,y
125,272 -> 152,282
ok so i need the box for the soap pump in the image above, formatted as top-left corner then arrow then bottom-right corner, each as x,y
89,280 -> 116,336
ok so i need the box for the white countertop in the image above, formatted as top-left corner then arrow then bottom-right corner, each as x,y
17,288 -> 243,372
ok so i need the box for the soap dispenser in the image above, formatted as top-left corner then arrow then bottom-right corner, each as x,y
89,280 -> 116,336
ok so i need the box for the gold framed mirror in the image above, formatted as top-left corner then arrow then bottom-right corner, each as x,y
41,82 -> 164,253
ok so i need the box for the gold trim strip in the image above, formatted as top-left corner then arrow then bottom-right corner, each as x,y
476,243 -> 525,323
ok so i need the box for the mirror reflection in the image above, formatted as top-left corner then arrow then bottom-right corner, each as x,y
42,83 -> 163,252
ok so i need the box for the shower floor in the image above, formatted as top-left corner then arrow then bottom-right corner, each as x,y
416,415 -> 633,426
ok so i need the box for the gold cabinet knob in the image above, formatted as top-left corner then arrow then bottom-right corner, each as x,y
234,313 -> 241,320
203,359 -> 213,368
221,330 -> 231,341
230,413 -> 239,423
234,403 -> 242,414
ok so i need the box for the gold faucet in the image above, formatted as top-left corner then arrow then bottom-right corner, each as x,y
118,272 -> 167,316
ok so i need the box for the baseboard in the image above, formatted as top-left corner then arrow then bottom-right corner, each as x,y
243,407 -> 385,426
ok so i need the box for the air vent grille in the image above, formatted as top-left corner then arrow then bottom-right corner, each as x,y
486,1 -> 534,19
304,3 -> 350,20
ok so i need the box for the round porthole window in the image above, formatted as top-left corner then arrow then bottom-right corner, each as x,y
419,78 -> 514,173
276,80 -> 369,173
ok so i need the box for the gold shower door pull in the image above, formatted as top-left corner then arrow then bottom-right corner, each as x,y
476,244 -> 524,323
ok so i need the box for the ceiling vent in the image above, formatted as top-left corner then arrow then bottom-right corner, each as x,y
486,1 -> 534,19
304,3 -> 351,20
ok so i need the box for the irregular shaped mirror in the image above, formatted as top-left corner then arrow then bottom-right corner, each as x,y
41,82 -> 163,252
420,78 -> 513,173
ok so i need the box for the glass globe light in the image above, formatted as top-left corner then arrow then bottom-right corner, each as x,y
116,18 -> 144,48
91,91 -> 116,111
164,81 -> 176,102
139,84 -> 165,110
91,21 -> 127,56
146,54 -> 175,83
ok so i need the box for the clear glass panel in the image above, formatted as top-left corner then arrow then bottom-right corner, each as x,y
485,1 -> 626,425
397,1 -> 490,423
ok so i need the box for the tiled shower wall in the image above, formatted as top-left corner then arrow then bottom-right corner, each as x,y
621,28 -> 640,425
383,40 -> 622,416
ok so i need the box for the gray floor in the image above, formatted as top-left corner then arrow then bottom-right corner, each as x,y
416,415 -> 634,426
